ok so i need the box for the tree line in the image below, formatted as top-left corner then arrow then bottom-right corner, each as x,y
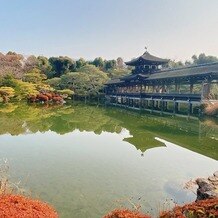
0,51 -> 217,103
0,52 -> 130,102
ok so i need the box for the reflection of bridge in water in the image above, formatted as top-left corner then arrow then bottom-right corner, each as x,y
0,102 -> 217,160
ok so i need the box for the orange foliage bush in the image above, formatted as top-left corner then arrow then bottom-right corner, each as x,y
103,209 -> 151,218
0,194 -> 58,218
159,198 -> 218,218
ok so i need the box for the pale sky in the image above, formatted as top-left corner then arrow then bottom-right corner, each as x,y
0,0 -> 218,62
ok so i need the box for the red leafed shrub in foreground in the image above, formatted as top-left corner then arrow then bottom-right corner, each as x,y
103,209 -> 151,218
0,194 -> 58,218
159,198 -> 218,218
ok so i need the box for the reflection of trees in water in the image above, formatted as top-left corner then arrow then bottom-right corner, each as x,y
0,103 -> 122,136
0,103 -> 217,159
199,117 -> 218,139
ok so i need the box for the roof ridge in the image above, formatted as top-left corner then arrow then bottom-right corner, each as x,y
161,61 -> 218,73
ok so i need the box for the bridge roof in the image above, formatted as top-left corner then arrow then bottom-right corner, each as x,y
106,62 -> 218,85
148,62 -> 218,80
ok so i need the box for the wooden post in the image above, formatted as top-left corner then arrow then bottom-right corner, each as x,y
173,100 -> 178,115
151,98 -> 154,113
190,83 -> 193,94
201,79 -> 211,100
165,101 -> 168,111
188,100 -> 192,116
161,98 -> 163,115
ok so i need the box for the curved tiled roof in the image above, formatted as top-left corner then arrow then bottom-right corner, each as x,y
148,62 -> 218,80
106,62 -> 218,85
125,52 -> 169,66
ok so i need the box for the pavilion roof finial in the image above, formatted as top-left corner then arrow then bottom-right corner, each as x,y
145,46 -> 148,52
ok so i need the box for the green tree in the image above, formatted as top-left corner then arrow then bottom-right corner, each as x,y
92,57 -> 105,69
37,56 -> 52,74
60,65 -> 109,96
76,58 -> 87,69
192,53 -> 218,65
22,68 -> 47,84
46,77 -> 62,90
167,60 -> 184,68
104,60 -> 116,70
49,56 -> 75,77
107,68 -> 131,79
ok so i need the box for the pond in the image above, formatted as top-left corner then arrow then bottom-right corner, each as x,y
0,102 -> 217,217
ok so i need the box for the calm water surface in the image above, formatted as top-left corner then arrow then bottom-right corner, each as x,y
0,102 -> 217,217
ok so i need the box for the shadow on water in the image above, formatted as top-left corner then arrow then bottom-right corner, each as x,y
0,102 -> 217,160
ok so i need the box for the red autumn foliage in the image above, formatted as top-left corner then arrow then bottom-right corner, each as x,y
36,94 -> 49,102
103,209 -> 151,218
0,194 -> 58,218
159,198 -> 218,218
28,91 -> 64,103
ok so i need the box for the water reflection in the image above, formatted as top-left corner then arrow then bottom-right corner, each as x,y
0,102 -> 217,159
0,102 -> 217,217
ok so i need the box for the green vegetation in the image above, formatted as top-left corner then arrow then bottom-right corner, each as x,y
1,51 -> 218,103
0,52 -> 131,102
168,53 -> 218,68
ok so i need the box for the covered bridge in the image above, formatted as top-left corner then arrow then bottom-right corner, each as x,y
105,51 -> 218,116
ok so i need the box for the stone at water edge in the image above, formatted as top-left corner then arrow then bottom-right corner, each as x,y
196,171 -> 218,200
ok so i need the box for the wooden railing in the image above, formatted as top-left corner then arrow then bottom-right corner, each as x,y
107,92 -> 202,102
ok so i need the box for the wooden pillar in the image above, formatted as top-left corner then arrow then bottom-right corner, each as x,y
175,83 -> 180,93
188,100 -> 192,116
151,98 -> 154,113
190,83 -> 194,94
145,100 -> 148,109
139,97 -> 142,110
201,79 -> 211,100
161,98 -> 163,114
173,100 -> 178,114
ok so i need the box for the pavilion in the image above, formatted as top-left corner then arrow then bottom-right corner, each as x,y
105,50 -> 218,116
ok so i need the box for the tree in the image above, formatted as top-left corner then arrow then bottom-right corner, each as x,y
60,72 -> 89,96
104,60 -> 116,70
37,56 -> 52,74
0,52 -> 24,79
107,68 -> 131,79
167,60 -> 184,68
57,89 -> 74,99
116,57 -> 124,68
192,53 -> 218,65
22,68 -> 47,84
60,64 -> 109,96
23,55 -> 39,72
46,77 -> 62,90
49,56 -> 75,77
76,58 -> 87,69
92,57 -> 105,69
0,87 -> 15,103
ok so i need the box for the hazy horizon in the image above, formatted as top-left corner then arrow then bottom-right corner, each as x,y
1,0 -> 218,62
